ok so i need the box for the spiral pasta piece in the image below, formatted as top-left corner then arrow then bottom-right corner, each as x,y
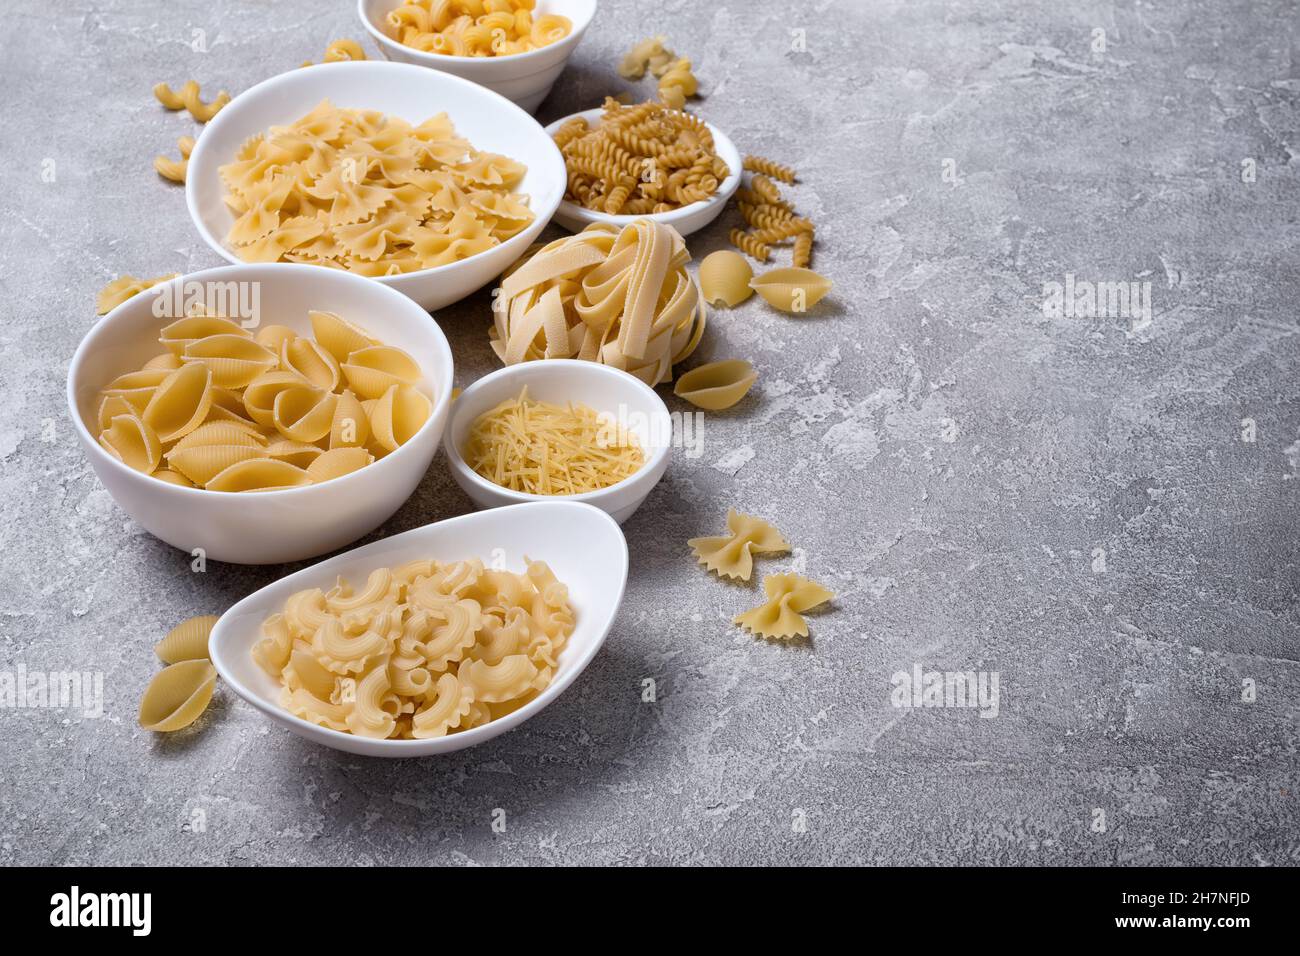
153,80 -> 230,122
743,154 -> 797,184
729,229 -> 771,263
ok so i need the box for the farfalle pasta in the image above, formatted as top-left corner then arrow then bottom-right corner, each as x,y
491,219 -> 706,385
96,273 -> 178,315
383,0 -> 572,57
253,557 -> 576,739
688,509 -> 789,581
94,308 -> 432,491
734,573 -> 834,640
218,100 -> 533,275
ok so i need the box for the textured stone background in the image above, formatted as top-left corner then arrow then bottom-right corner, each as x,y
2,0 -> 1298,865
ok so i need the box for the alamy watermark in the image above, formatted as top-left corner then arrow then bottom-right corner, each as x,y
0,665 -> 104,718
151,279 -> 262,328
890,663 -> 1000,718
1042,274 -> 1151,334
596,403 -> 705,459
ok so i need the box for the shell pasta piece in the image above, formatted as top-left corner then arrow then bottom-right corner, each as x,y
733,573 -> 835,640
99,413 -> 162,474
256,558 -> 575,739
689,508 -> 790,581
138,660 -> 218,732
673,359 -> 758,411
749,267 -> 833,313
205,458 -> 313,492
369,383 -> 431,451
697,251 -> 754,307
155,615 -> 219,664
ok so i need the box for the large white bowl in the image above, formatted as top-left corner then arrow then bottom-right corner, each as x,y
209,500 -> 628,757
67,264 -> 454,565
185,61 -> 566,312
543,108 -> 743,237
444,360 -> 672,524
357,0 -> 598,113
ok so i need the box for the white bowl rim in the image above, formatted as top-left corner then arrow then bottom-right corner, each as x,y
184,60 -> 565,284
543,107 -> 743,229
357,0 -> 598,68
67,262 -> 454,500
208,499 -> 628,752
444,359 -> 672,505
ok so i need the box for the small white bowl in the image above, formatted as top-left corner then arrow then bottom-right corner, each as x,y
67,264 -> 454,565
543,107 -> 743,237
358,0 -> 597,114
185,61 -> 565,313
209,500 -> 628,757
444,360 -> 671,524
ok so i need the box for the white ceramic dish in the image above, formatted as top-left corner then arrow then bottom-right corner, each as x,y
209,500 -> 627,757
357,0 -> 597,114
67,263 -> 454,565
543,108 -> 743,237
185,61 -> 565,312
445,360 -> 671,524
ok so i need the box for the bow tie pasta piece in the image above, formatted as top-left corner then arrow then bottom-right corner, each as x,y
733,573 -> 835,641
255,557 -> 575,739
749,267 -> 833,313
96,273 -> 178,315
698,251 -> 755,307
673,359 -> 757,411
688,508 -> 790,581
155,615 -> 219,664
138,660 -> 218,732
492,219 -> 706,385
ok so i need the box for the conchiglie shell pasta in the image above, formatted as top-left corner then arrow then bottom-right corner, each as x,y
142,352 -> 183,371
205,458 -> 313,492
698,250 -> 755,307
151,468 -> 195,487
264,440 -> 326,468
138,660 -> 218,732
155,614 -> 219,664
369,383 -> 431,451
306,446 -> 373,482
673,359 -> 758,410
748,267 -> 833,313
141,362 -> 213,442
183,335 -> 278,388
253,324 -> 298,350
341,345 -> 423,400
272,386 -> 338,443
329,389 -> 371,448
99,413 -> 162,473
166,443 -> 266,485
170,420 -> 267,453
310,310 -> 375,362
242,370 -> 308,427
281,336 -> 341,391
159,315 -> 251,355
97,394 -> 138,431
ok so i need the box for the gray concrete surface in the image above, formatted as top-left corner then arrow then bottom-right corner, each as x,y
2,0 -> 1298,866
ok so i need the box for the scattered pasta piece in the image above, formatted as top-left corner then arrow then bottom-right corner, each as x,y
698,250 -> 754,307
734,573 -> 834,640
303,38 -> 368,66
556,98 -> 728,214
155,615 -> 218,664
383,0 -> 571,57
491,219 -> 706,385
618,36 -> 699,109
94,308 -> 432,490
218,100 -> 533,274
743,154 -> 796,184
689,509 -> 789,581
464,387 -> 645,495
153,135 -> 195,183
793,228 -> 813,269
96,273 -> 178,315
673,359 -> 757,411
253,557 -> 575,739
749,267 -> 833,313
728,228 -> 770,262
153,80 -> 230,123
139,659 -> 218,731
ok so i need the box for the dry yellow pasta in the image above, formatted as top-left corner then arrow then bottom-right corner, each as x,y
384,0 -> 571,57
689,509 -> 789,582
153,80 -> 230,122
95,308 -> 433,490
96,273 -> 178,315
749,267 -> 833,313
743,154 -> 797,184
155,615 -> 218,664
556,98 -> 728,214
303,38 -> 368,66
618,36 -> 699,109
218,100 -> 533,275
672,359 -> 758,411
138,660 -> 218,732
463,387 -> 645,495
154,135 -> 195,184
697,250 -> 754,307
734,573 -> 834,640
253,557 -> 576,739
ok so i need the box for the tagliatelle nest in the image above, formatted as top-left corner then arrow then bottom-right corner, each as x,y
489,219 -> 706,386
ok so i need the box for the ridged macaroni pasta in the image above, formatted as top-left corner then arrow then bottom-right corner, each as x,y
383,0 -> 572,57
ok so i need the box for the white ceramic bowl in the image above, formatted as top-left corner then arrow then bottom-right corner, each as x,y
67,263 -> 454,565
209,500 -> 628,756
543,108 -> 743,236
358,0 -> 597,114
445,360 -> 671,524
185,61 -> 565,312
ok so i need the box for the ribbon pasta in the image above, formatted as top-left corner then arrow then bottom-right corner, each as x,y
253,557 -> 576,739
491,219 -> 706,385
